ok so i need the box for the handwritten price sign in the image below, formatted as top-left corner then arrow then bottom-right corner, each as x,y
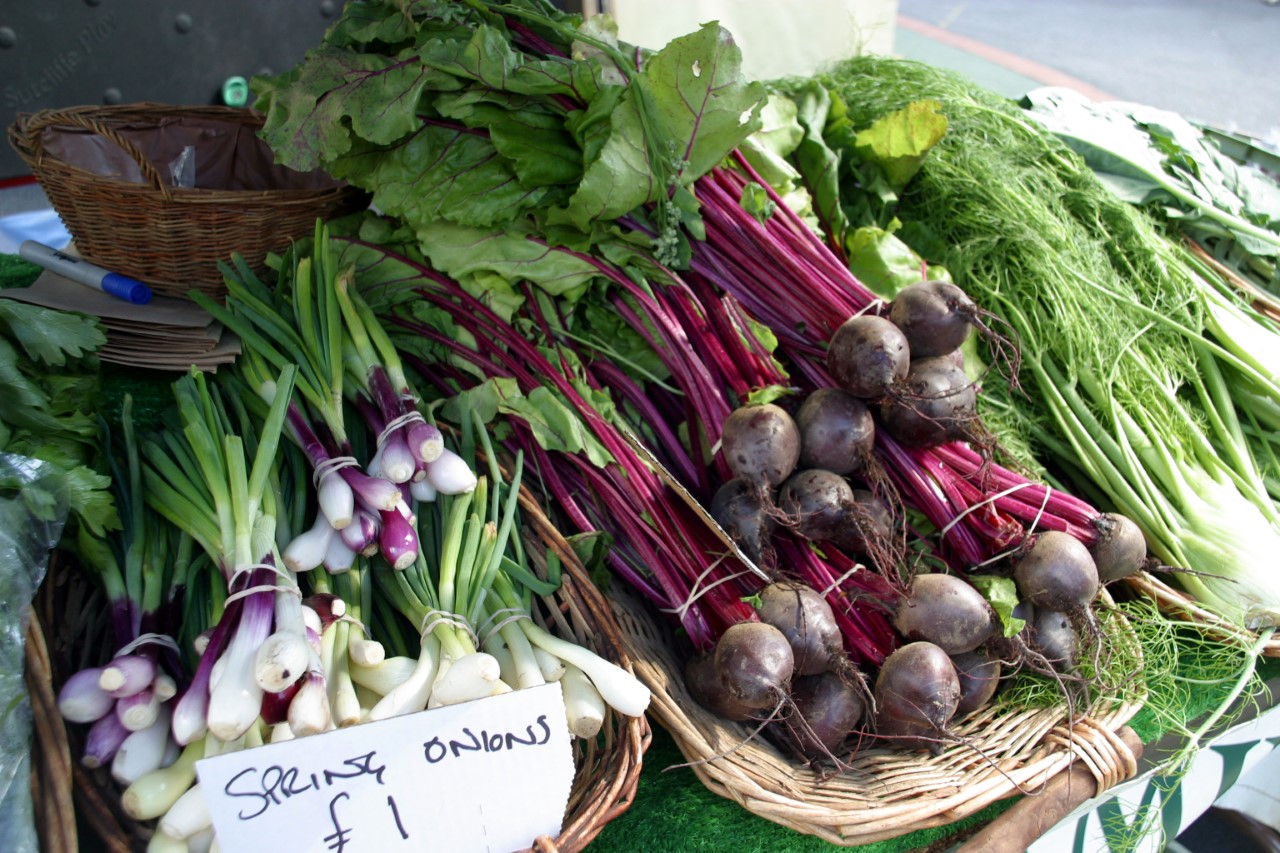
196,683 -> 575,853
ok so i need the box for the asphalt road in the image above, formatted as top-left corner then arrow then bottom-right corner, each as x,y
895,0 -> 1280,144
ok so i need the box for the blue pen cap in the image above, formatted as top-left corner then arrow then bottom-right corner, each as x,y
101,272 -> 153,305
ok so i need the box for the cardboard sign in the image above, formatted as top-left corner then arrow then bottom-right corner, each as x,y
196,682 -> 575,853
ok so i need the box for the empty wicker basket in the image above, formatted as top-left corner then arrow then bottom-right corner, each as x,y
8,104 -> 369,300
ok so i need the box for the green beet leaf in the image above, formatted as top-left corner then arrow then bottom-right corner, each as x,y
330,127 -> 552,229
253,47 -> 452,172
414,222 -> 599,300
968,575 -> 1026,639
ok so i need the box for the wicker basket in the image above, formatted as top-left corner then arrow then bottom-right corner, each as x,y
8,104 -> 369,300
610,588 -> 1144,847
25,487 -> 650,853
1125,570 -> 1280,658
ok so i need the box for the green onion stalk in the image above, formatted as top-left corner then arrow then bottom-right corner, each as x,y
813,57 -> 1280,630
56,399 -> 194,780
141,366 -> 300,746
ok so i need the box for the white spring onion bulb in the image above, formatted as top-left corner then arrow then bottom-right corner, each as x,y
519,621 -> 650,718
498,621 -> 546,691
425,448 -> 478,495
409,476 -> 437,503
283,510 -> 335,572
349,655 -> 418,696
255,570 -> 311,694
427,652 -> 504,708
560,664 -> 606,739
317,469 -> 354,530
122,737 -> 203,821
187,827 -> 215,853
269,722 -> 295,744
533,647 -> 566,683
322,535 -> 356,574
145,831 -> 187,853
58,666 -> 113,723
116,687 -> 161,732
153,672 -> 178,703
347,634 -> 385,667
481,636 -> 518,688
112,705 -> 173,786
254,632 -> 310,694
159,783 -> 211,841
368,636 -> 440,721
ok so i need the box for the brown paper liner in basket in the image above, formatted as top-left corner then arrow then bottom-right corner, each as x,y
8,104 -> 369,300
26,486 -> 650,853
611,587 -> 1144,847
1125,569 -> 1280,658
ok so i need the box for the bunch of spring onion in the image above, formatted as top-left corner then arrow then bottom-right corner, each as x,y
56,399 -> 192,785
194,223 -> 474,577
118,366 -> 297,847
360,410 -> 650,730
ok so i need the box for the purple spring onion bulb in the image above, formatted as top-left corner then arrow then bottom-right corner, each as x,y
99,654 -> 157,698
339,509 -> 380,556
58,666 -> 114,723
379,506 -> 419,570
83,711 -> 130,768
407,418 -> 444,465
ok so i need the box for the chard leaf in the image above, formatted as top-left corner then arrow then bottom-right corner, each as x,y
846,225 -> 930,300
414,222 -> 599,299
252,47 -> 450,171
435,89 -> 583,188
329,126 -> 551,228
554,85 -> 654,230
642,23 -> 764,180
789,81 -> 849,241
854,99 -> 948,191
418,23 -> 591,99
558,23 -> 764,230
969,575 -> 1026,638
450,378 -> 614,467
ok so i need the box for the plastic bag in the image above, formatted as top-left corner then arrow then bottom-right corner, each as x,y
0,453 -> 69,853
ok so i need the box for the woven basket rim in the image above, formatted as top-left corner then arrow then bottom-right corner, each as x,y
610,585 -> 1145,847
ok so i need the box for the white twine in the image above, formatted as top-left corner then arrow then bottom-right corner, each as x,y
224,562 -> 301,606
418,609 -> 478,646
852,298 -> 888,318
477,607 -> 531,647
115,632 -> 182,658
337,614 -> 372,637
377,410 -> 426,448
312,455 -> 359,489
940,481 -> 1039,538
820,564 -> 868,600
971,484 -> 1055,570
660,555 -> 753,624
